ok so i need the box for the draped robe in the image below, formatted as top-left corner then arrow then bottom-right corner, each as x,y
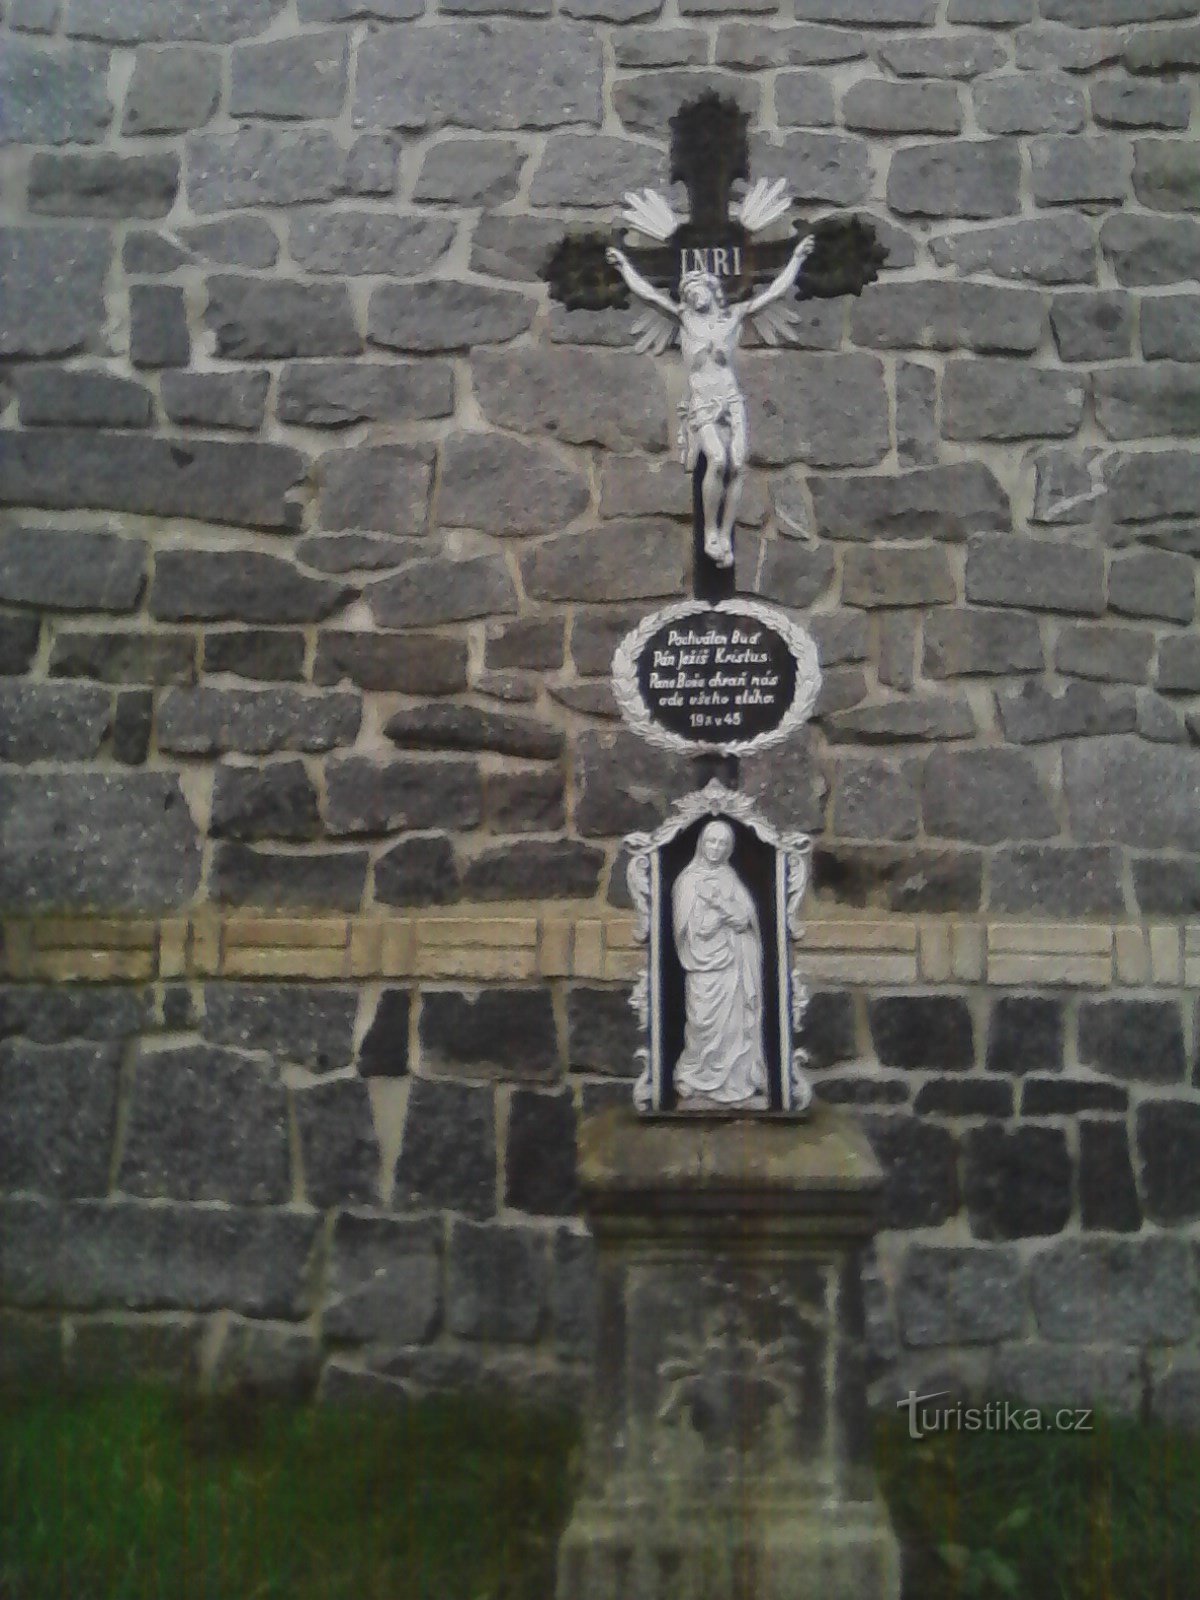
671,850 -> 767,1104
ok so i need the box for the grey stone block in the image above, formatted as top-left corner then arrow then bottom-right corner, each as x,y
966,534 -> 1104,615
294,1079 -> 378,1207
976,71 -> 1085,134
29,152 -> 178,217
878,32 -> 1004,76
914,1078 -> 1012,1116
202,983 -> 357,1074
747,353 -> 890,467
483,769 -> 567,833
1095,364 -> 1200,440
613,68 -> 757,136
992,1345 -> 1141,1414
1055,623 -> 1154,685
129,285 -> 189,368
1124,23 -> 1200,73
367,554 -> 517,628
279,361 -> 452,426
325,1214 -> 440,1343
924,609 -> 1041,676
355,22 -> 603,130
161,371 -> 268,431
0,39 -> 112,145
888,140 -> 1020,218
394,1078 -> 496,1218
0,431 -> 306,531
314,633 -> 466,696
1023,1079 -> 1127,1115
123,46 -> 220,134
368,282 -> 534,353
1136,690 -> 1188,744
230,30 -> 347,118
213,1322 -> 320,1395
814,844 -> 982,913
850,281 -> 1044,354
210,845 -> 368,911
384,704 -> 560,762
163,216 -> 282,268
0,225 -> 110,357
1080,999 -> 1187,1085
469,214 -> 564,282
1134,139 -> 1200,212
832,757 -> 919,841
1031,1237 -> 1193,1343
861,1115 -> 959,1229
523,524 -> 687,602
120,1044 -> 289,1204
944,359 -> 1085,439
158,686 -> 358,754
0,683 -> 110,763
775,71 -> 837,127
566,986 -> 639,1076
17,369 -> 153,429
813,465 -> 1011,545
869,996 -> 974,1071
1101,213 -> 1200,285
0,526 -> 145,613
359,991 -> 410,1079
898,1246 -> 1024,1347
793,0 -> 933,18
990,845 -> 1125,916
1093,79 -> 1191,130
1031,135 -> 1130,206
415,138 -> 524,205
202,630 -> 305,681
111,690 -> 151,766
964,1124 -> 1071,1241
153,551 -> 349,625
948,0 -> 1034,23
318,443 -> 433,535
824,695 -> 975,743
842,546 -> 955,608
462,840 -> 603,900
0,1041 -> 120,1199
843,79 -> 962,134
1064,736 -> 1200,850
1045,0 -> 1193,18
1049,291 -> 1132,362
530,134 -> 662,206
619,26 -> 707,66
933,214 -> 1096,284
290,212 -> 452,276
1158,634 -> 1200,693
473,347 -> 667,453
896,362 -> 938,466
0,616 -> 41,677
186,126 -> 342,211
1107,449 -> 1200,523
997,681 -> 1135,742
439,433 -> 589,537
1079,1120 -> 1141,1233
576,727 -> 693,836
341,133 -> 397,196
0,986 -> 147,1044
984,996 -> 1063,1077
1142,295 -> 1200,361
1139,1101 -> 1200,1224
505,1089 -> 577,1215
374,835 -> 459,907
206,276 -> 359,359
420,989 -> 558,1079
446,1219 -> 548,1341
0,772 -> 200,911
66,0 -> 286,40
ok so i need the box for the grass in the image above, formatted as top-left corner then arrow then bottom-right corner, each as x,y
0,1386 -> 577,1600
2,1386 -> 1199,1600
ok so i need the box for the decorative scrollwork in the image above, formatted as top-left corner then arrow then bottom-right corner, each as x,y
625,836 -> 654,945
784,835 -> 814,939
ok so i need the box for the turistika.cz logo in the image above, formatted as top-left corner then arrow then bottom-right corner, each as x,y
897,1390 -> 1095,1442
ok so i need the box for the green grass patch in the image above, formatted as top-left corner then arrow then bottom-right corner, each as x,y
877,1409 -> 1200,1600
0,1385 -> 578,1600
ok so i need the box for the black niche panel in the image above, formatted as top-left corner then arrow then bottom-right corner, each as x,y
636,608 -> 799,746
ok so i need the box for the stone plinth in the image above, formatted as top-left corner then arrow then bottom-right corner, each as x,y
557,1105 -> 901,1600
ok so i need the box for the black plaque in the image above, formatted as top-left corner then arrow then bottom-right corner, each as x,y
635,608 -> 798,745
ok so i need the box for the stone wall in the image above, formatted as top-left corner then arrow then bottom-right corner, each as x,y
2,0 -> 1200,1421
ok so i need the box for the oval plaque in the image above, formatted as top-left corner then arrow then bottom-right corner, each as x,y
612,599 -> 821,757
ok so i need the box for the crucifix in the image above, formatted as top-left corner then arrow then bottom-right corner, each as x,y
544,93 -> 886,1115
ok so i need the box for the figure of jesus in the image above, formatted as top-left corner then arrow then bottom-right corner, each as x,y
671,820 -> 768,1107
606,236 -> 815,568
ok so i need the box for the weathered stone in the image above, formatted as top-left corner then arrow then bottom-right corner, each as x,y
0,1041 -> 119,1199
279,360 -> 452,426
523,525 -> 687,602
530,134 -> 662,207
844,78 -> 962,135
446,1219 -> 548,1342
861,1115 -> 958,1229
576,728 -> 692,837
914,1077 -> 1012,1116
1107,449 -> 1200,523
964,1124 -> 1071,1241
1049,291 -> 1132,362
0,616 -> 41,677
1,226 -> 110,358
924,609 -> 1042,677
1138,1102 -> 1200,1224
1158,634 -> 1200,693
473,348 -> 667,454
992,1344 -> 1142,1414
1032,1237 -> 1193,1343
206,275 -> 359,359
869,996 -> 974,1072
1,431 -> 305,531
0,683 -> 109,762
462,841 -> 604,901
1093,79 -> 1191,131
566,986 -> 639,1077
318,443 -> 433,536
986,996 -> 1063,1078
394,1078 -> 495,1218
341,133 -> 397,196
302,535 -> 422,577
842,546 -> 955,608
314,633 -> 466,696
1125,23 -> 1200,73
614,69 -> 758,136
811,465 -> 1010,545
203,629 -> 305,681
484,769 -> 566,833
966,534 -> 1104,615
1056,623 -> 1154,684
120,1044 -> 289,1204
990,845 -> 1126,915
814,845 -> 982,913
742,353 -> 889,467
415,138 -> 526,205
299,0 -> 420,15
129,284 -> 189,368
976,72 -> 1085,136
997,682 -> 1134,747
67,1318 -> 200,1387
28,152 -> 178,218
384,704 -> 560,762
210,761 -> 321,841
1142,296 -> 1200,362
7,0 -> 61,30
0,38 -> 111,144
420,988 -> 558,1082
373,835 -> 459,906
230,30 -> 346,118
944,359 -> 1086,439
619,25 -> 707,65
160,371 -> 268,431
368,282 -> 534,353
888,140 -> 1020,218
1079,999 -> 1186,1085
1065,736 -> 1200,850
17,369 -> 153,430
153,552 -> 349,624
0,526 -> 145,614
156,681 -> 356,755
367,554 -> 517,628
825,695 -> 975,743
210,844 -> 367,910
358,991 -> 410,1080
878,32 -> 1004,76
66,0 -> 287,41
832,757 -> 918,841
933,214 -> 1096,285
1032,137 -> 1130,209
186,126 -> 342,211
212,1322 -> 320,1395
201,984 -> 356,1076
469,214 -> 564,283
1137,690 -> 1188,744
0,772 -> 199,910
774,71 -> 837,127
1079,1120 -> 1141,1232
739,538 -> 835,609
111,689 -> 152,765
325,1214 -> 439,1343
323,756 -> 481,836
849,281 -> 1044,355
1045,0 -> 1194,19
1101,213 -> 1200,285
896,361 -> 938,466
0,986 -> 147,1044
484,620 -> 565,674
793,0 -> 934,19
1095,364 -> 1200,441
0,1198 -> 317,1316
123,46 -> 219,134
1134,139 -> 1200,213
897,1246 -> 1023,1347
290,212 -> 452,276
293,1079 -> 378,1207
1023,1078 -> 1127,1115
505,1089 -> 577,1215
439,433 -> 589,537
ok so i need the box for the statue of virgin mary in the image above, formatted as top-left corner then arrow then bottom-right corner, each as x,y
671,820 -> 768,1108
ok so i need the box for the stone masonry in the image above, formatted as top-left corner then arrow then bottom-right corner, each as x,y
2,0 -> 1200,1425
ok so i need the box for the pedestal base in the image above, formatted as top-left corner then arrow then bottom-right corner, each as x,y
556,1104 -> 901,1600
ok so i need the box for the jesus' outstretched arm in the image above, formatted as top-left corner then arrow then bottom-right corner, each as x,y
606,247 -> 680,321
737,234 -> 815,322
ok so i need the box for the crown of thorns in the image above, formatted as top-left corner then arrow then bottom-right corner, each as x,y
679,269 -> 724,301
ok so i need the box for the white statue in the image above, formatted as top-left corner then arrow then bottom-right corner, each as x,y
671,819 -> 768,1107
605,221 -> 814,569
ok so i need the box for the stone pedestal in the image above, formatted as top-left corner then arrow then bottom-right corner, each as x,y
557,1105 -> 901,1600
